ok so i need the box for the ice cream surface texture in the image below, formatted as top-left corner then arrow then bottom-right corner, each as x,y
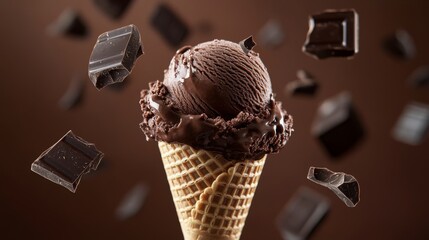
140,39 -> 293,160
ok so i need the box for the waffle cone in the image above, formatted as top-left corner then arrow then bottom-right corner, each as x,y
158,141 -> 266,240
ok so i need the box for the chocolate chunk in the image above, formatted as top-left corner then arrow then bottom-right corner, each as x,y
392,102 -> 429,145
88,24 -> 143,90
312,92 -> 364,157
239,36 -> 256,54
58,75 -> 85,110
47,8 -> 88,38
93,0 -> 133,19
307,167 -> 360,207
258,19 -> 284,49
150,3 -> 189,47
31,131 -> 104,193
408,66 -> 429,88
286,69 -> 319,96
276,187 -> 330,240
115,183 -> 149,220
383,29 -> 415,60
303,9 -> 358,59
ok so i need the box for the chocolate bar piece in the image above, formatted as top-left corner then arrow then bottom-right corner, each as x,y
307,167 -> 360,207
312,92 -> 364,157
408,66 -> 429,88
393,102 -> 429,145
303,9 -> 358,59
93,0 -> 133,19
383,29 -> 415,60
258,19 -> 284,49
150,3 -> 189,47
276,187 -> 330,240
286,70 -> 319,96
31,130 -> 104,193
239,36 -> 256,54
58,75 -> 85,110
47,8 -> 88,38
116,183 -> 149,220
88,24 -> 143,90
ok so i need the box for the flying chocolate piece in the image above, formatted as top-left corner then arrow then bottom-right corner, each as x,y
303,9 -> 358,59
276,187 -> 330,240
115,183 -> 149,220
88,24 -> 143,90
150,3 -> 189,47
307,167 -> 360,207
258,19 -> 284,49
93,0 -> 133,19
47,8 -> 88,38
31,130 -> 104,193
239,36 -> 256,54
58,75 -> 85,110
393,102 -> 429,145
383,29 -> 415,60
286,69 -> 319,96
312,92 -> 364,157
408,66 -> 429,88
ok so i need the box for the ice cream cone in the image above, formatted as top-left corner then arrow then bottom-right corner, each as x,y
158,141 -> 266,240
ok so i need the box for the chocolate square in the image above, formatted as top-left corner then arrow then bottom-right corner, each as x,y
276,187 -> 330,240
303,9 -> 358,59
31,131 -> 104,193
88,24 -> 143,90
150,3 -> 189,47
312,92 -> 364,157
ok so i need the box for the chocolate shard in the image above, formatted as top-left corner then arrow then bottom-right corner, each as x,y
31,130 -> 104,193
150,3 -> 189,47
115,183 -> 149,220
258,19 -> 284,49
88,24 -> 143,90
303,9 -> 358,59
58,75 -> 85,110
408,66 -> 429,88
383,29 -> 415,60
307,167 -> 360,207
47,8 -> 88,38
93,0 -> 133,19
312,92 -> 364,157
276,187 -> 330,240
392,102 -> 429,145
286,69 -> 319,96
239,36 -> 256,54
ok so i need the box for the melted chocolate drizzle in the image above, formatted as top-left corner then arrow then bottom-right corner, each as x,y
142,82 -> 292,160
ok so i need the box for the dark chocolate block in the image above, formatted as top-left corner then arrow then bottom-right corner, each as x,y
47,8 -> 88,38
307,167 -> 360,207
276,187 -> 330,240
239,36 -> 256,54
408,66 -> 429,88
115,183 -> 149,220
312,92 -> 364,157
58,75 -> 85,110
258,19 -> 284,49
286,70 -> 319,96
303,9 -> 358,59
93,0 -> 133,19
383,29 -> 415,60
88,24 -> 143,90
150,3 -> 189,47
31,131 -> 104,193
392,102 -> 429,145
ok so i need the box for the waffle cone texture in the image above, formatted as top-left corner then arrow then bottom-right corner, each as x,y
158,141 -> 266,240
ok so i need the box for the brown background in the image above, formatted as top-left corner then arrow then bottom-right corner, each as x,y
1,0 -> 429,239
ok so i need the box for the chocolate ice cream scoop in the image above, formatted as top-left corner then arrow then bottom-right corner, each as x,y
163,39 -> 272,119
140,39 -> 293,160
